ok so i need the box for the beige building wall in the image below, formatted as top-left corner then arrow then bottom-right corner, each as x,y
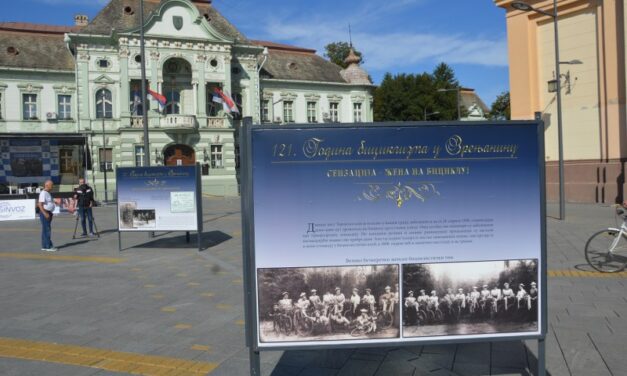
537,8 -> 600,162
496,0 -> 627,203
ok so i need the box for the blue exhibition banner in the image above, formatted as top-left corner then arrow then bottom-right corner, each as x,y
249,123 -> 543,349
116,166 -> 200,232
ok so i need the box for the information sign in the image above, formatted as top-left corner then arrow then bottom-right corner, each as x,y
244,122 -> 546,350
116,166 -> 200,232
0,199 -> 36,221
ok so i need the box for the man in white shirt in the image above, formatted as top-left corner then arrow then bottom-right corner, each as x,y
37,180 -> 57,252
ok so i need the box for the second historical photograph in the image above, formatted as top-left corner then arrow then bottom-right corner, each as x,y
402,260 -> 539,338
257,265 -> 400,343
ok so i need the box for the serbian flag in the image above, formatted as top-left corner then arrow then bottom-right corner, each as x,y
148,88 -> 167,107
213,88 -> 239,114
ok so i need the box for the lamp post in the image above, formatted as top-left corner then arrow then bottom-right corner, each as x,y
99,88 -> 109,203
139,0 -> 150,167
437,88 -> 461,120
257,47 -> 269,123
512,0 -> 565,220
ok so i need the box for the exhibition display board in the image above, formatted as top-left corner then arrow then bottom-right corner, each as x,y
116,165 -> 202,233
241,121 -> 546,359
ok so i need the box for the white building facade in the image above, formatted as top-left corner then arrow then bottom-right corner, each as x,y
0,0 -> 374,197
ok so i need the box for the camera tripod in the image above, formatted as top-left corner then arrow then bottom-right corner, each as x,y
72,209 -> 101,239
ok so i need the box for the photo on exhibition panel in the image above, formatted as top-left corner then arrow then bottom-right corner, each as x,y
258,265 -> 400,343
402,259 -> 539,338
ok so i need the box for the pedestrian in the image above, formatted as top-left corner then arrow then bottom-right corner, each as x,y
37,180 -> 57,252
73,178 -> 96,237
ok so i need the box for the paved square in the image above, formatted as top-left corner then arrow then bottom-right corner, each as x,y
0,198 -> 625,375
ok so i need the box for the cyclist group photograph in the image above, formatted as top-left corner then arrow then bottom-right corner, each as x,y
257,265 -> 400,343
403,259 -> 539,337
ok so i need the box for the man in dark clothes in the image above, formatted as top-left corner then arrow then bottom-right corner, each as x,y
73,178 -> 95,237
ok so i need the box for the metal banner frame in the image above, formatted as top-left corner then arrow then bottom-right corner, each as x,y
240,118 -> 547,376
116,163 -> 203,253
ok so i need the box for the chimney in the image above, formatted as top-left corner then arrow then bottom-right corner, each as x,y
74,14 -> 89,27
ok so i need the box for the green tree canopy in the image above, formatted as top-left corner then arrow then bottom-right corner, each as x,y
324,42 -> 363,69
374,63 -> 465,121
490,91 -> 511,120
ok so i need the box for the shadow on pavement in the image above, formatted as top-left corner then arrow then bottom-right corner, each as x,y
574,263 -> 595,272
58,240 -> 91,249
268,341 -> 550,376
132,230 -> 232,250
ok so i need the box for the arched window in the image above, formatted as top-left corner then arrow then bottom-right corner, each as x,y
96,89 -> 113,119
165,91 -> 180,115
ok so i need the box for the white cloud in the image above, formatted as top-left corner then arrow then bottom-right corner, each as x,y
261,18 -> 508,70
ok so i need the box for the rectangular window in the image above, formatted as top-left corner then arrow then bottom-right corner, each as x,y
134,145 -> 145,167
211,145 -> 223,169
23,94 -> 38,120
129,80 -> 150,116
206,83 -> 224,117
307,102 -> 317,123
59,149 -> 74,174
96,89 -> 113,119
283,101 -> 294,123
353,103 -> 363,123
99,147 -> 113,172
329,102 -> 339,122
58,95 -> 72,120
261,100 -> 270,123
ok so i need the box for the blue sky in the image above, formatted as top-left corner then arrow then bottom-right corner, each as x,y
1,0 -> 510,105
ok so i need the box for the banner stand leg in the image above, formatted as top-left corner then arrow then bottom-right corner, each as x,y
186,231 -> 190,244
537,338 -> 546,376
197,231 -> 201,253
249,348 -> 260,376
118,231 -> 122,252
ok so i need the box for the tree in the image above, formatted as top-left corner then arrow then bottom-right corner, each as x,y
324,42 -> 363,69
374,63 -> 465,121
490,91 -> 511,120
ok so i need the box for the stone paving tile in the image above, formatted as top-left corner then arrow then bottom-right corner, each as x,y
553,330 -> 611,376
1,201 -> 627,375
336,359 -> 381,376
374,360 -> 415,375
0,359 -> 104,376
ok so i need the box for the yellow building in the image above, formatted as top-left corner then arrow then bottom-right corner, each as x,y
495,0 -> 626,203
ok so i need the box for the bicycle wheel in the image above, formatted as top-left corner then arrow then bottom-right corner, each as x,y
585,229 -> 627,272
350,326 -> 366,337
378,311 -> 393,329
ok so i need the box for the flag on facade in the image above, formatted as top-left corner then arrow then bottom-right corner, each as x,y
147,89 -> 167,107
213,88 -> 239,114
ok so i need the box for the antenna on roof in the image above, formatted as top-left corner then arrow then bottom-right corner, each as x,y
348,24 -> 353,47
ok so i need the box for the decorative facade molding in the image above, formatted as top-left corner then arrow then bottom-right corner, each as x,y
304,93 -> 321,101
280,92 -> 298,101
53,85 -> 77,93
17,83 -> 44,93
327,94 -> 343,102
351,95 -> 366,103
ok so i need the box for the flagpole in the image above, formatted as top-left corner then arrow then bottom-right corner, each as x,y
139,0 -> 150,167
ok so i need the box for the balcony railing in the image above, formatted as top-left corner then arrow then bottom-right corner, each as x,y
130,116 -> 143,128
206,117 -> 228,128
161,115 -> 197,129
129,115 -> 228,129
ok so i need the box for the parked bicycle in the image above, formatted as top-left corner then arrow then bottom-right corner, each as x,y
585,205 -> 627,273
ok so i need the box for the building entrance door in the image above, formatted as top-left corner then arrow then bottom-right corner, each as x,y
163,144 -> 195,166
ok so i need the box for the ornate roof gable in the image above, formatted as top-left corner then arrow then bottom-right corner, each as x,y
136,0 -> 234,43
